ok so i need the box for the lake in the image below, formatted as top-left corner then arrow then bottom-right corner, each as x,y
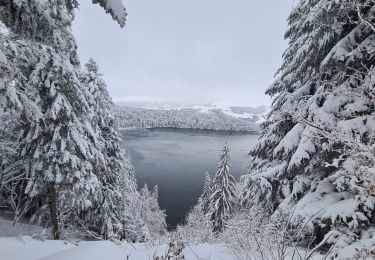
121,128 -> 259,229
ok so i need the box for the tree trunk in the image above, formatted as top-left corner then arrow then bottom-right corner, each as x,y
49,184 -> 60,240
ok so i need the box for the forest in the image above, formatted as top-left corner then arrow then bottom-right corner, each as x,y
115,106 -> 260,132
0,0 -> 375,259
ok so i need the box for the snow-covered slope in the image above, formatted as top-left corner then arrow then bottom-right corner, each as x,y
0,216 -> 328,260
187,105 -> 268,122
116,101 -> 269,123
0,216 -> 231,260
0,236 -> 237,260
0,216 -> 48,237
0,216 -> 234,260
114,103 -> 267,132
115,106 -> 260,132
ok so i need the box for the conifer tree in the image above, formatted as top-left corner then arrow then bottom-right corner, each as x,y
79,58 -> 132,239
200,172 -> 212,215
122,183 -> 167,241
0,108 -> 25,218
208,146 -> 236,233
152,185 -> 159,199
0,0 -> 128,240
241,0 -> 375,253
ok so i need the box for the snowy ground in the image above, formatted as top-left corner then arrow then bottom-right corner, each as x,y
0,236 -> 237,260
0,235 -> 329,260
0,217 -> 324,260
0,216 -> 236,260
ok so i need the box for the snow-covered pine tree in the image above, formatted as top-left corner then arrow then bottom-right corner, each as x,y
242,0 -> 375,254
0,1 -> 127,116
152,185 -> 159,199
0,0 -> 128,240
208,146 -> 236,233
118,150 -> 138,199
0,1 -> 96,240
116,151 -> 148,242
79,58 -> 132,239
0,12 -> 49,227
140,184 -> 167,238
0,30 -> 18,187
0,107 -> 25,219
174,202 -> 214,244
120,183 -> 166,242
0,0 -> 127,140
200,172 -> 212,215
120,189 -> 149,242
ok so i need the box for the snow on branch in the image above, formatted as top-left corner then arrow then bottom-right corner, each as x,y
357,4 -> 375,32
92,0 -> 127,28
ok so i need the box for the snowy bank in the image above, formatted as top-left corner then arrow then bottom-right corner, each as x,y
0,236 -> 237,260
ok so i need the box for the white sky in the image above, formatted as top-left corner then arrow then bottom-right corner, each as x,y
73,0 -> 296,107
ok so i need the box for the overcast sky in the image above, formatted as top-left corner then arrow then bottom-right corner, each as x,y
73,0 -> 295,107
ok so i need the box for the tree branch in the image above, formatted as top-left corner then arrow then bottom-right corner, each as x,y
357,5 -> 375,32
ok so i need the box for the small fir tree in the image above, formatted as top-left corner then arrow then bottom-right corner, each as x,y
208,146 -> 236,233
200,172 -> 212,215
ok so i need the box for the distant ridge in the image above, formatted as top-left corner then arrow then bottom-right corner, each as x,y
114,104 -> 267,133
115,101 -> 269,123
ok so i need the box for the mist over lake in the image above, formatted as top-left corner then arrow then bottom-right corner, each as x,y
121,128 -> 259,229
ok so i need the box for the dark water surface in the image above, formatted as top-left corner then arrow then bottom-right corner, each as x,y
121,128 -> 259,229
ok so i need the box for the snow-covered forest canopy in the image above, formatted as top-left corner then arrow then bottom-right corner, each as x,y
115,106 -> 260,132
1,0 -> 375,259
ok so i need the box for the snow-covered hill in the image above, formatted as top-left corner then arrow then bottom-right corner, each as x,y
116,101 -> 269,123
114,103 -> 267,132
187,105 -> 268,122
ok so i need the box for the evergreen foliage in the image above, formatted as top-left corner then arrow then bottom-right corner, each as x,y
200,172 -> 212,215
115,106 -> 259,132
0,0 -> 166,241
241,0 -> 375,252
208,146 -> 236,233
77,58 -> 127,239
173,202 -> 214,244
121,184 -> 167,242
92,0 -> 127,27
